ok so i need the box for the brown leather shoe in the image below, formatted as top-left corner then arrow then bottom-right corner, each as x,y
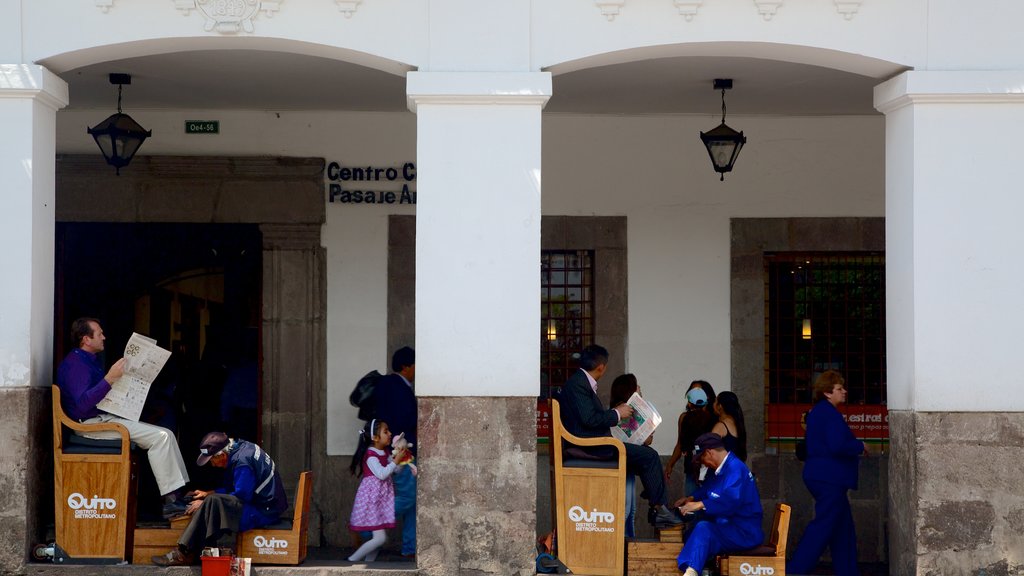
151,548 -> 194,567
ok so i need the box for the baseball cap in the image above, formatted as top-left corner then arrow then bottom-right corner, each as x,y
686,387 -> 708,407
197,431 -> 229,466
692,432 -> 725,464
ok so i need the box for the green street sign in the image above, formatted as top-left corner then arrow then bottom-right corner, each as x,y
185,120 -> 219,134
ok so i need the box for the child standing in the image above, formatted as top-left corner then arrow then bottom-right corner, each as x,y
348,419 -> 404,562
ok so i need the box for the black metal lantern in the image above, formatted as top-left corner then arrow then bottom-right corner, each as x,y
699,78 -> 746,181
88,73 -> 151,175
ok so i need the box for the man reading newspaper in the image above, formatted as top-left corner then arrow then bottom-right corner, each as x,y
57,317 -> 190,519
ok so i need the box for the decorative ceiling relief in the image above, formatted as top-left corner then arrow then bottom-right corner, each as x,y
673,0 -> 703,21
173,0 -> 283,34
335,0 -> 362,18
95,0 -> 114,12
833,0 -> 862,20
753,0 -> 783,20
594,0 -> 626,21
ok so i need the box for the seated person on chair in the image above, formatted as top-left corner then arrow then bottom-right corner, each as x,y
672,433 -> 764,576
556,344 -> 683,528
57,317 -> 190,519
152,432 -> 288,566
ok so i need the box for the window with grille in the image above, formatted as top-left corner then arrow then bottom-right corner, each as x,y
538,250 -> 594,440
764,252 -> 888,452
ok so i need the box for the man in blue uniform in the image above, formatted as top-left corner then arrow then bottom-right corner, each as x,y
674,433 -> 764,576
152,432 -> 288,566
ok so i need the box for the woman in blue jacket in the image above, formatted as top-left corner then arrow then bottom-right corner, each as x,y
787,370 -> 865,576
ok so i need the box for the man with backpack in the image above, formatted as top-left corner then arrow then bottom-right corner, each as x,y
371,346 -> 417,559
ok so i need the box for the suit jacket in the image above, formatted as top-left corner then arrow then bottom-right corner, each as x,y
802,399 -> 864,490
372,373 -> 417,452
557,368 -> 619,440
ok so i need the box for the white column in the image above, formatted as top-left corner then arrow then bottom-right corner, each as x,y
876,71 -> 1024,412
0,65 -> 68,388
407,72 -> 551,396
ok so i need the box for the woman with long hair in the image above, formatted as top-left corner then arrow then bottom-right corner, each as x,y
711,391 -> 747,462
666,380 -> 717,495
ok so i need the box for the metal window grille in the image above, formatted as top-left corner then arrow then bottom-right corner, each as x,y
764,252 -> 887,451
540,250 -> 595,400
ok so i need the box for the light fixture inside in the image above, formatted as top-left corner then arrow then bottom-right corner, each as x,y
699,78 -> 747,181
88,73 -> 152,175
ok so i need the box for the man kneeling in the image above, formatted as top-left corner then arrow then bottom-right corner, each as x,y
673,433 -> 764,576
152,432 -> 287,566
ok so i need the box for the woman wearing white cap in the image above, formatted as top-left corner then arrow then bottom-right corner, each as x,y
665,380 -> 717,496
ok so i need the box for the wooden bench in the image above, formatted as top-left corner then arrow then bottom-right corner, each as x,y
51,384 -> 138,563
717,502 -> 791,576
551,399 -> 626,576
236,470 -> 313,565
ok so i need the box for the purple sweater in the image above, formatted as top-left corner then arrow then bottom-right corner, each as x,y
56,349 -> 112,421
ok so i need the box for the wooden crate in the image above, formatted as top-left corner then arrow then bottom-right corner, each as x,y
132,516 -> 190,564
658,525 -> 683,543
627,540 -> 681,576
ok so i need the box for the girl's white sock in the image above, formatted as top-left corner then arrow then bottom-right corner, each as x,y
348,530 -> 387,562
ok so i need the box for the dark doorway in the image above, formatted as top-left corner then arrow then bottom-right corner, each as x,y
55,222 -> 262,514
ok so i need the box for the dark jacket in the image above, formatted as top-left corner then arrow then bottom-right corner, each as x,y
802,399 -> 864,490
557,369 -> 619,439
372,373 -> 417,451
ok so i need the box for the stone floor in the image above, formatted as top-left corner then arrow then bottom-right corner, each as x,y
23,547 -> 417,576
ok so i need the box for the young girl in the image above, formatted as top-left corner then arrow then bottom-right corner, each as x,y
348,419 -> 405,562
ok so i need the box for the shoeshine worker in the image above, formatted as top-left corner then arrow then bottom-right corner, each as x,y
673,432 -> 764,576
152,432 -> 287,566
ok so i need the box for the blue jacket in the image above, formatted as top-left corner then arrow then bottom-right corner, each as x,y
372,373 -> 417,451
693,453 -> 764,542
802,399 -> 864,490
219,440 -> 288,520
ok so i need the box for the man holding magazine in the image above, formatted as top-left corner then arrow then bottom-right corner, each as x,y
556,344 -> 683,529
57,317 -> 190,519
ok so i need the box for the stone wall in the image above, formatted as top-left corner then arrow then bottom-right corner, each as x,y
417,397 -> 536,576
890,411 -> 1024,575
0,387 -> 50,574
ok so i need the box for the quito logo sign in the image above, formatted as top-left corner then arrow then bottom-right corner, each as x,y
567,505 -> 615,533
253,535 -> 288,555
67,493 -> 117,519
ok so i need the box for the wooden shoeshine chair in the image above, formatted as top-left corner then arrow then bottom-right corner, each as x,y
551,399 -> 626,576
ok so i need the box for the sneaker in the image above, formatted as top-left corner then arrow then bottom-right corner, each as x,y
651,505 -> 685,528
161,500 -> 188,519
151,548 -> 194,567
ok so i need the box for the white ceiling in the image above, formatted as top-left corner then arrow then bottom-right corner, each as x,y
55,50 -> 890,116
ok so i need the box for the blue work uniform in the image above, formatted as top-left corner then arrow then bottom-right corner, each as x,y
677,453 -> 764,573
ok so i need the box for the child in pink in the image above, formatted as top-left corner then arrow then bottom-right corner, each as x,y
348,418 -> 405,562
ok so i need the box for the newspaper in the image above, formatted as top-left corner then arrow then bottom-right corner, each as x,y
96,332 -> 171,422
610,391 -> 662,445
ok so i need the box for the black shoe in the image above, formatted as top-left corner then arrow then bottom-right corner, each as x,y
652,505 -> 684,528
161,501 -> 187,519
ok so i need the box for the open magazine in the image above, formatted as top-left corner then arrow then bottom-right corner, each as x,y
610,391 -> 662,445
95,332 -> 171,422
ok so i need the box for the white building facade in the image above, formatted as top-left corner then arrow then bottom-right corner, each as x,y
2,1 -> 1024,574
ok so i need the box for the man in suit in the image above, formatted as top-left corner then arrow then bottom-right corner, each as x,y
371,346 -> 417,558
557,344 -> 683,528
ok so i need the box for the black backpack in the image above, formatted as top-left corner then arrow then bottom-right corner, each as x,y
350,370 -> 382,421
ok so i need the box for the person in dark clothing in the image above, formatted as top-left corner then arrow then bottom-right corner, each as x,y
370,347 -> 417,558
787,370 -> 865,576
666,380 -> 718,495
556,344 -> 683,528
152,432 -> 287,566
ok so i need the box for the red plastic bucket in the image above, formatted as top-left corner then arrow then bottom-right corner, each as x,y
201,555 -> 233,576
